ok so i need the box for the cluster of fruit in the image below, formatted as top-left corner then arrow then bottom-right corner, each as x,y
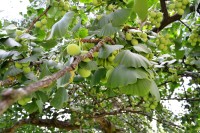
148,11 -> 163,28
188,29 -> 200,46
155,34 -> 171,51
66,43 -> 95,78
142,95 -> 158,112
168,0 -> 189,15
125,30 -> 148,45
53,0 -> 69,16
15,62 -> 31,74
35,18 -> 48,30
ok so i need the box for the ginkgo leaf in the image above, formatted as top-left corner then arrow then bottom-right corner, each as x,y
106,65 -> 149,88
48,11 -> 75,39
133,44 -> 152,53
149,80 -> 160,101
115,50 -> 151,68
134,0 -> 148,21
120,79 -> 151,96
98,44 -> 124,59
4,38 -> 21,47
97,23 -> 119,37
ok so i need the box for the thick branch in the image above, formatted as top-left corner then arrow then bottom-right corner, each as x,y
160,0 -> 169,18
0,38 -> 109,115
2,118 -> 80,133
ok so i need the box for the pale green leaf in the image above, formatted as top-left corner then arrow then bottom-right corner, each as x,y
0,50 -> 19,59
112,9 -> 132,26
36,99 -> 43,113
115,50 -> 151,68
106,65 -> 148,88
4,38 -> 21,47
134,0 -> 148,21
48,11 -> 75,39
98,23 -> 119,37
57,72 -> 71,88
133,44 -> 152,53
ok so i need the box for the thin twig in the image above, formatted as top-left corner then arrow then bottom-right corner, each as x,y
179,20 -> 192,32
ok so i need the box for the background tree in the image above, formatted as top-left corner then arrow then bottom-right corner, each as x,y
0,0 -> 200,132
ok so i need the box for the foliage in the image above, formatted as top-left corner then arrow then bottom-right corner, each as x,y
0,0 -> 200,132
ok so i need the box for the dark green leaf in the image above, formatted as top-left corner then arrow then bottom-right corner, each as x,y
91,68 -> 107,86
50,88 -> 68,109
98,23 -> 119,37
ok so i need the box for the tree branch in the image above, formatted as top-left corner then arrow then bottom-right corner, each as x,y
160,0 -> 169,18
1,118 -> 80,133
25,6 -> 51,33
0,38 -> 110,116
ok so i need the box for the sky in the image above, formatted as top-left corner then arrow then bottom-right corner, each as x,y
0,0 -> 30,20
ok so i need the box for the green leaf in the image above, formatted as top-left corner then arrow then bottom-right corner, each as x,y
112,9 -> 132,27
4,66 -> 22,78
79,61 -> 98,70
24,101 -> 38,114
133,44 -> 152,54
19,33 -> 36,40
4,38 -> 21,47
106,65 -> 148,88
115,50 -> 151,68
98,23 -> 119,37
39,63 -> 52,79
39,39 -> 57,50
91,68 -> 107,86
25,72 -> 38,81
80,0 -> 92,3
50,88 -> 68,109
120,79 -> 151,96
98,44 -> 124,59
57,72 -> 71,88
35,91 -> 48,103
149,80 -> 160,101
48,11 -> 75,39
19,54 -> 40,63
0,50 -> 19,59
36,99 -> 43,113
134,0 -> 148,21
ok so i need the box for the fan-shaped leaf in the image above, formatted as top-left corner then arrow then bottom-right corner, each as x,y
133,44 -> 152,53
106,65 -> 148,88
112,9 -> 132,27
48,11 -> 75,39
149,80 -> 160,101
98,23 -> 119,37
120,79 -> 151,96
50,88 -> 67,109
91,68 -> 107,86
115,50 -> 151,68
4,38 -> 21,47
98,44 -> 124,58
134,0 -> 148,21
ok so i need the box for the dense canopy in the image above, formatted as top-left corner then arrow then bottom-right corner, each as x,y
0,0 -> 200,132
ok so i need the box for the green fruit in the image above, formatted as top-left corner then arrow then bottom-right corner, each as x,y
155,23 -> 161,28
78,68 -> 91,77
93,0 -> 98,5
125,32 -> 132,41
35,21 -> 42,28
141,33 -> 147,39
149,11 -> 156,18
22,62 -> 30,67
67,44 -> 81,56
64,3 -> 69,11
41,18 -> 47,25
23,67 -> 31,73
108,4 -> 114,10
175,2 -> 182,8
15,30 -> 23,36
177,9 -> 184,15
81,51 -> 91,62
168,4 -> 175,9
108,55 -> 115,62
93,52 -> 99,58
182,0 -> 189,5
150,104 -> 156,109
15,62 -> 23,69
158,44 -> 165,49
157,17 -> 163,22
131,39 -> 138,45
156,12 -> 163,18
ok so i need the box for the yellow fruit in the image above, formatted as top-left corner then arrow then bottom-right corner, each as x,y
41,18 -> 47,25
67,44 -> 81,56
78,68 -> 91,78
23,67 -> 31,73
15,62 -> 23,69
108,55 -> 115,62
149,11 -> 156,18
35,21 -> 42,28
